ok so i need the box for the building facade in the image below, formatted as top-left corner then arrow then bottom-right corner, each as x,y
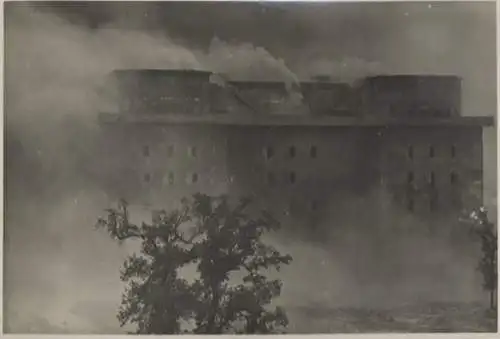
97,69 -> 493,231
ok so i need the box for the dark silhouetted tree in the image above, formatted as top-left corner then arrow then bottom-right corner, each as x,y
95,194 -> 292,334
468,207 -> 497,310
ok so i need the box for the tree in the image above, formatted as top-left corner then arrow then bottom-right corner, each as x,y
468,207 -> 497,310
95,193 -> 293,334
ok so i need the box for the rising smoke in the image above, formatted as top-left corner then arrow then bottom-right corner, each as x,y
4,4 -> 496,333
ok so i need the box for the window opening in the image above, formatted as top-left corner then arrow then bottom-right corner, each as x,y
189,146 -> 197,158
429,171 -> 435,187
408,145 -> 414,159
267,172 -> 275,185
430,194 -> 438,212
310,146 -> 317,158
452,195 -> 462,209
407,171 -> 414,184
450,171 -> 458,184
264,146 -> 274,160
407,198 -> 414,212
167,145 -> 174,157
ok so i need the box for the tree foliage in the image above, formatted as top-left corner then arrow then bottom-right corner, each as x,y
95,194 -> 293,334
468,207 -> 497,310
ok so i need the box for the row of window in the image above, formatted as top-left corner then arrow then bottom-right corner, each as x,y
145,170 -> 460,187
158,96 -> 200,102
143,145 -> 318,160
143,145 -> 197,158
143,172 -> 199,184
263,146 -> 317,160
285,200 -> 321,214
406,171 -> 459,186
407,194 -> 461,212
267,171 -> 297,185
143,143 -> 458,161
407,145 -> 457,159
143,171 -> 299,185
143,144 -> 457,163
144,172 -> 459,214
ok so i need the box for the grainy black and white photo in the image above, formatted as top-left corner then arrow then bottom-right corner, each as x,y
4,0 -> 498,334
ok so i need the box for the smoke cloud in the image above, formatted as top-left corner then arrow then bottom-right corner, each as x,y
206,36 -> 300,83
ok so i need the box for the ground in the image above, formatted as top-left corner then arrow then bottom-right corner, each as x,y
6,301 -> 496,333
287,301 -> 497,333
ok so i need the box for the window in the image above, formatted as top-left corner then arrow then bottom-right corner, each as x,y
310,146 -> 317,158
191,173 -> 199,184
167,145 -> 175,157
267,172 -> 275,185
407,198 -> 414,212
408,145 -> 414,160
429,145 -> 435,158
450,171 -> 458,184
143,145 -> 150,157
311,200 -> 318,211
430,194 -> 438,212
452,195 -> 462,209
189,146 -> 197,158
407,171 -> 414,184
289,146 -> 296,158
429,172 -> 435,187
451,145 -> 456,158
264,146 -> 274,160
167,171 -> 174,185
289,171 -> 296,184
144,173 -> 151,183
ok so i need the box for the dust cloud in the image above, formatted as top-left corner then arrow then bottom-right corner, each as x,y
271,189 -> 484,311
3,6 -> 303,333
4,6 -> 202,333
4,4 -> 496,334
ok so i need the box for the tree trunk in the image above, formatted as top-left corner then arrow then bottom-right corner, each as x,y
246,315 -> 258,333
206,282 -> 220,333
